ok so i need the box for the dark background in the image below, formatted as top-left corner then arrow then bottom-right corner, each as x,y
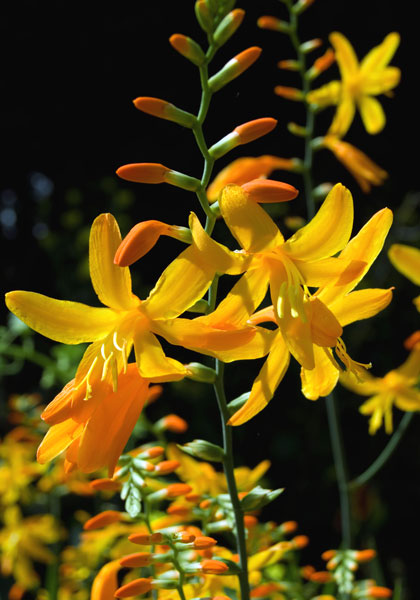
1,0 -> 419,597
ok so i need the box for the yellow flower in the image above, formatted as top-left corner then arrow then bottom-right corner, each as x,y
388,243 -> 420,310
340,346 -> 420,434
322,135 -> 387,193
308,32 -> 400,136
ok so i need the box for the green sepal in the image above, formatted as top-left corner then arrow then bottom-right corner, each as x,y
178,439 -> 225,462
240,485 -> 284,511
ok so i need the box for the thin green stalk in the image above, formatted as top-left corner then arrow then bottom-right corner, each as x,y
325,393 -> 352,550
348,412 -> 414,490
213,361 -> 250,600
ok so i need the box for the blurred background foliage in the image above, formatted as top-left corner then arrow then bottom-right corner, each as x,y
1,0 -> 419,597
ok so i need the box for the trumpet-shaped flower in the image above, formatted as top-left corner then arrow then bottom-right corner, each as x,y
339,346 -> 420,434
388,243 -> 420,310
308,32 -> 400,136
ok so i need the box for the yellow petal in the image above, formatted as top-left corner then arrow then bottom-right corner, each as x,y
330,32 -> 359,79
339,370 -> 380,396
189,212 -> 251,275
309,297 -> 342,347
142,245 -> 215,320
283,183 -> 353,261
396,347 -> 420,379
328,95 -> 356,137
357,96 -> 386,134
89,213 -> 139,310
37,419 -> 84,464
328,288 -> 393,326
394,388 -> 420,411
362,67 -> 401,95
91,560 -> 121,600
219,184 -> 284,252
297,257 -> 366,288
228,331 -> 289,425
134,329 -> 186,380
307,80 -> 342,107
301,346 -> 339,400
360,32 -> 400,73
388,243 -> 420,285
5,291 -> 117,344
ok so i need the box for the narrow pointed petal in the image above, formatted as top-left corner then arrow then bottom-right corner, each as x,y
91,560 -> 122,600
189,212 -> 251,275
41,379 -> 75,424
358,96 -> 386,134
307,81 -> 342,107
309,297 -> 342,347
328,95 -> 356,137
284,183 -> 353,261
228,332 -> 289,425
5,291 -> 117,344
37,419 -> 84,464
388,243 -> 420,285
134,329 -> 186,379
329,288 -> 393,326
297,257 -> 366,288
339,370 -> 380,396
362,67 -> 401,95
301,346 -> 339,400
360,32 -> 400,73
330,32 -> 359,78
89,213 -> 139,311
219,184 -> 284,252
396,347 -> 420,379
142,245 -> 215,320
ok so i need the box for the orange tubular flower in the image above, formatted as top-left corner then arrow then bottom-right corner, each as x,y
91,560 -> 121,600
115,577 -> 153,598
83,510 -> 122,531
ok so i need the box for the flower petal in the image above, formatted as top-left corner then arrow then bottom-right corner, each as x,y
297,257 -> 366,288
330,32 -> 359,79
284,183 -> 353,261
360,32 -> 400,73
309,297 -> 343,347
362,67 -> 401,95
5,291 -> 117,344
396,347 -> 420,379
37,419 -> 84,464
134,329 -> 186,380
328,95 -> 356,137
89,213 -> 139,310
328,288 -> 393,327
307,81 -> 342,107
339,370 -> 380,396
228,331 -> 289,425
41,379 -> 75,424
357,96 -> 386,134
301,346 -> 339,400
91,560 -> 122,600
219,184 -> 284,252
388,243 -> 420,286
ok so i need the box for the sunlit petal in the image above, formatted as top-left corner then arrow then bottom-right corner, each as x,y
329,288 -> 393,326
37,419 -> 84,464
328,95 -> 356,137
91,560 -> 122,600
360,32 -> 400,73
134,329 -> 186,380
301,346 -> 339,400
297,257 -> 366,288
388,243 -> 420,285
339,369 -> 380,396
396,347 -> 420,379
362,67 -> 401,94
330,32 -> 359,78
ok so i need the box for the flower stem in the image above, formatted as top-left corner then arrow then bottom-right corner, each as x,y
213,360 -> 250,600
348,412 -> 415,490
325,392 -> 352,550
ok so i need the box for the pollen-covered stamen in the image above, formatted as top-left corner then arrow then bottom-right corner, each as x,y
113,331 -> 128,373
335,337 -> 372,380
277,252 -> 309,323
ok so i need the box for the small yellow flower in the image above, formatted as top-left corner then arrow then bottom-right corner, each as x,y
308,32 -> 400,136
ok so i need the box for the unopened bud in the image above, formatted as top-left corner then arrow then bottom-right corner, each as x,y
115,578 -> 153,598
157,414 -> 188,434
308,48 -> 335,80
166,483 -> 193,499
193,536 -> 217,549
209,118 -> 277,159
293,0 -> 316,14
185,362 -> 217,383
287,122 -> 307,137
321,549 -> 336,561
139,446 -> 165,459
404,330 -> 420,350
280,520 -> 298,534
366,586 -> 393,598
274,86 -> 304,101
195,0 -> 213,33
214,9 -> 245,47
353,549 -> 377,562
257,16 -> 290,33
116,163 -> 200,191
90,478 -> 121,492
243,515 -> 258,528
241,179 -> 298,203
169,34 -> 205,66
128,532 -> 164,545
133,97 -> 197,128
201,559 -> 230,574
83,510 -> 122,531
278,59 -> 300,71
208,47 -> 262,92
300,38 -> 322,53
179,439 -> 225,463
292,535 -> 309,549
120,552 -> 153,568
309,571 -> 333,583
154,460 -> 180,475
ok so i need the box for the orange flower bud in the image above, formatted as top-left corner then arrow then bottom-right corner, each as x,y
117,163 -> 170,184
128,532 -> 164,545
257,16 -> 290,33
292,534 -> 309,549
280,520 -> 298,534
178,531 -> 196,543
167,504 -> 191,516
243,515 -> 258,528
170,33 -> 205,66
120,552 -> 152,568
185,493 -> 201,503
142,446 -> 165,459
404,330 -> 420,350
274,86 -> 304,100
146,385 -> 164,405
155,460 -> 181,475
366,586 -> 393,598
310,571 -> 333,583
193,536 -> 217,549
301,565 -> 316,579
234,118 -> 278,144
162,414 -> 188,433
165,483 -> 193,498
201,559 -> 229,574
208,47 -> 261,92
321,549 -> 336,561
90,478 -> 121,492
354,549 -> 377,562
251,583 -> 284,597
114,220 -> 170,267
213,9 -> 245,47
278,59 -> 300,71
115,578 -> 153,598
313,48 -> 335,73
83,510 -> 122,531
242,179 -> 298,203
133,97 -> 196,128
199,499 -> 212,509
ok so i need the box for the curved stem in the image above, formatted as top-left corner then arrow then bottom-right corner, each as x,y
213,361 -> 249,600
325,393 -> 352,550
348,411 -> 414,490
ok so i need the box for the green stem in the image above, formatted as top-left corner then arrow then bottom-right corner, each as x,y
325,393 -> 352,550
213,361 -> 249,600
348,412 -> 414,490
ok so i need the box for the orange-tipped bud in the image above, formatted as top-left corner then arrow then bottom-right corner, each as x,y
321,549 -> 337,561
133,97 -> 196,128
278,59 -> 300,71
313,48 -> 335,73
354,549 -> 377,562
120,552 -> 152,568
166,483 -> 193,499
199,499 -> 212,509
178,532 -> 196,543
213,597 -> 232,600
274,86 -> 304,101
201,559 -> 229,574
300,38 -> 322,53
301,565 -> 316,579
292,535 -> 309,549
128,532 -> 164,545
294,0 -> 316,14
251,583 -> 284,598
115,578 -> 153,598
142,446 -> 165,459
214,9 -> 245,47
169,34 -> 205,66
280,520 -> 298,534
242,179 -> 298,203
117,163 -> 170,184
208,47 -> 262,92
83,510 -> 122,531
167,504 -> 191,516
309,571 -> 333,583
257,16 -> 290,33
90,478 -> 121,492
366,586 -> 393,598
235,118 -> 277,144
185,493 -> 201,503
155,460 -> 181,475
115,220 -> 170,266
146,385 -> 164,405
193,536 -> 217,549
404,330 -> 420,350
195,0 -> 213,33
243,515 -> 258,528
161,414 -> 188,433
